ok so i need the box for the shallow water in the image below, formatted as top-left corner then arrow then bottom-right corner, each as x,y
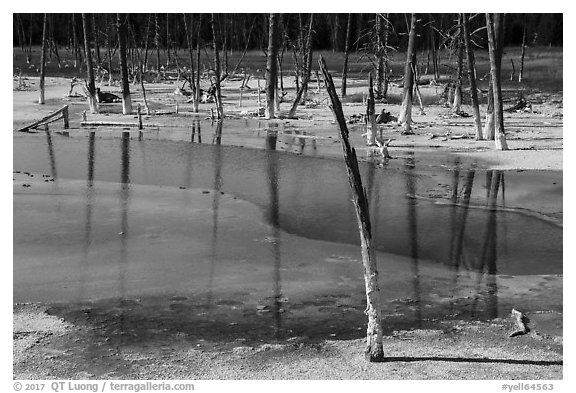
13,130 -> 563,339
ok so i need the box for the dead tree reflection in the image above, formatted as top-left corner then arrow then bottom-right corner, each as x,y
212,120 -> 223,145
265,131 -> 283,338
117,131 -> 132,347
45,131 -> 58,179
448,165 -> 475,316
405,153 -> 422,327
472,170 -> 502,319
207,129 -> 224,307
78,131 -> 97,300
191,118 -> 202,143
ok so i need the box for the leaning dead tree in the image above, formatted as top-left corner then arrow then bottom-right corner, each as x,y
398,13 -> 418,134
117,14 -> 133,115
82,13 -> 99,114
265,14 -> 280,119
486,13 -> 508,150
39,14 -> 47,105
319,56 -> 384,362
462,13 -> 482,139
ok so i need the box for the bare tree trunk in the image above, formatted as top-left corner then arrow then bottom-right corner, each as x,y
288,15 -> 314,118
453,14 -> 464,114
483,78 -> 495,140
183,14 -> 198,109
265,14 -> 280,119
72,14 -> 80,70
82,14 -> 99,113
211,14 -> 224,119
92,14 -> 101,65
365,73 -> 377,145
117,14 -> 133,115
519,17 -> 527,83
105,15 -> 114,86
38,14 -> 47,104
341,13 -> 352,97
429,15 -> 439,82
462,13 -> 482,140
382,13 -> 390,99
398,13 -> 417,134
301,14 -> 314,104
195,15 -> 202,113
27,14 -> 33,63
486,13 -> 508,150
319,56 -> 384,362
155,14 -> 161,81
375,14 -> 384,98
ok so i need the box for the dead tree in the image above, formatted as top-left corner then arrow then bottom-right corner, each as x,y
289,15 -> 314,118
82,14 -> 99,114
486,13 -> 508,150
462,13 -> 482,139
38,14 -> 47,104
265,14 -> 280,119
381,13 -> 390,99
211,14 -> 224,119
301,14 -> 314,104
319,56 -> 384,362
341,13 -> 352,97
452,14 -> 464,114
364,73 -> 377,145
92,14 -> 101,65
72,14 -> 81,70
518,17 -> 527,83
375,14 -> 385,98
398,13 -> 418,134
117,14 -> 133,115
183,14 -> 198,110
483,78 -> 495,140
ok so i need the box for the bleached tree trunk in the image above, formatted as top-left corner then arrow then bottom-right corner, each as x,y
82,14 -> 99,114
194,15 -> 202,113
117,14 -> 133,115
319,56 -> 384,362
398,13 -> 418,134
341,13 -> 352,97
365,73 -> 377,145
462,13 -> 482,139
375,14 -> 384,98
38,14 -> 47,104
301,14 -> 314,104
452,14 -> 464,114
519,18 -> 527,83
211,14 -> 224,119
483,78 -> 495,140
72,14 -> 80,69
265,14 -> 280,119
486,13 -> 508,150
91,14 -> 101,66
183,14 -> 198,110
288,15 -> 314,118
382,13 -> 390,99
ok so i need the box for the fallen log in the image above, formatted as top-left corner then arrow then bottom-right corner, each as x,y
81,121 -> 139,127
17,105 -> 69,132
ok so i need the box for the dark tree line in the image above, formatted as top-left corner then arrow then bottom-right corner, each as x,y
13,13 -> 563,53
